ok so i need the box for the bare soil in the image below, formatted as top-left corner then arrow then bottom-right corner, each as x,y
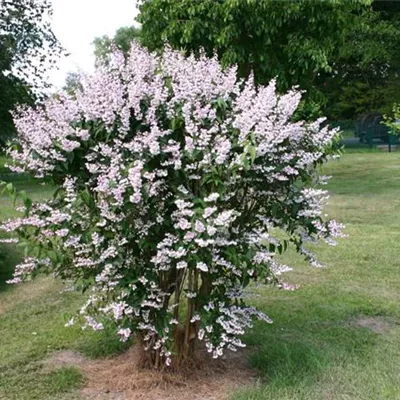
43,349 -> 87,369
355,316 -> 394,333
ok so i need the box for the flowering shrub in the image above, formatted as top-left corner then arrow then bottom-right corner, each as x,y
1,43 -> 344,368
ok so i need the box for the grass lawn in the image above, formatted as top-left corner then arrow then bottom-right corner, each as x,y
1,151 -> 400,399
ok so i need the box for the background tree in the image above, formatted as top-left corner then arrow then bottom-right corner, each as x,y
138,0 -> 400,121
319,1 -> 400,119
63,72 -> 83,97
138,0 -> 369,92
0,0 -> 63,148
93,26 -> 141,63
0,74 -> 33,147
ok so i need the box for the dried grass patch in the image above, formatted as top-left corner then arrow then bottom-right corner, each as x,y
45,345 -> 257,400
82,345 -> 257,400
355,316 -> 394,334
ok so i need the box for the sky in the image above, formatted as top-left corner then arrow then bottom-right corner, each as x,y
48,0 -> 139,88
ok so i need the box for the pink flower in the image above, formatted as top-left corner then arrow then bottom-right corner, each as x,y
195,220 -> 205,233
4,41 -> 340,366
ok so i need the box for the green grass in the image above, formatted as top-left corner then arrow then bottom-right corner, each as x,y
0,275 -> 130,400
1,152 -> 400,399
340,128 -> 356,139
233,151 -> 400,400
0,156 -> 55,290
0,163 -> 129,400
0,155 -> 55,220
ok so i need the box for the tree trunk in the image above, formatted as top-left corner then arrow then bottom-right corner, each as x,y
138,270 -> 202,369
138,325 -> 197,370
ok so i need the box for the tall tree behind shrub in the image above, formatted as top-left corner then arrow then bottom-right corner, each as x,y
93,26 -> 141,64
138,0 -> 400,120
319,1 -> 400,119
0,0 -> 63,147
138,0 -> 369,92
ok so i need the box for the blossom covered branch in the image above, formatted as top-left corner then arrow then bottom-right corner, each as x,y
1,43 -> 344,367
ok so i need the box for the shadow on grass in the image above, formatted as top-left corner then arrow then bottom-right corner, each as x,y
0,243 -> 21,291
74,322 -> 133,359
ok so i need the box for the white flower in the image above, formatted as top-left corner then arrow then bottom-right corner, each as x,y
138,276 -> 148,285
184,231 -> 195,241
76,129 -> 90,141
207,226 -> 217,236
177,218 -> 191,230
203,206 -> 217,218
204,193 -> 219,202
196,262 -> 208,272
176,261 -> 187,269
64,318 -> 75,327
55,228 -> 69,237
190,314 -> 201,323
195,220 -> 205,233
118,328 -> 131,342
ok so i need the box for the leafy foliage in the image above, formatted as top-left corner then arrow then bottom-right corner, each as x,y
138,0 -> 400,119
63,72 -> 83,97
0,74 -> 33,148
93,26 -> 141,63
321,1 -> 400,119
383,103 -> 400,136
0,0 -> 63,147
0,0 -> 62,85
138,0 -> 369,92
1,43 -> 343,368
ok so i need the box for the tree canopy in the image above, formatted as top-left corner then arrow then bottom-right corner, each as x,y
93,26 -> 141,63
62,71 -> 82,97
0,0 -> 63,147
138,0 -> 400,120
138,0 -> 370,92
320,1 -> 400,118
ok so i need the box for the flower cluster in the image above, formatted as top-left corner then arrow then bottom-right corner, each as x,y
2,43 -> 342,367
